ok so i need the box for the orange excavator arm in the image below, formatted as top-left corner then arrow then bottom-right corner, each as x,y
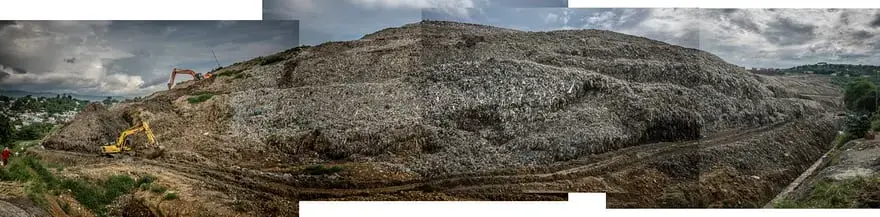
168,68 -> 212,89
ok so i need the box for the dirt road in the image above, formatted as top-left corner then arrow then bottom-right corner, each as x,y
27,116 -> 825,215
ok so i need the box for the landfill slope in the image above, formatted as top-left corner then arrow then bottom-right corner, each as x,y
36,20 -> 842,215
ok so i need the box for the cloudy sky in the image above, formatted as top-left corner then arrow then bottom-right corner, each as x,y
265,0 -> 880,69
0,21 -> 299,96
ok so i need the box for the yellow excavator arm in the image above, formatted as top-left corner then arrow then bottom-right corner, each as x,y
101,121 -> 160,155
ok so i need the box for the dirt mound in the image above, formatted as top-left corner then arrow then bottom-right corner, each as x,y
43,102 -> 129,154
37,20 -> 843,213
231,20 -> 833,177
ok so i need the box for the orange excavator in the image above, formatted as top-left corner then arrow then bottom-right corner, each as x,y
167,68 -> 213,89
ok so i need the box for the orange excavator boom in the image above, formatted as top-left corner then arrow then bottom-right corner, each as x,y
167,68 -> 213,89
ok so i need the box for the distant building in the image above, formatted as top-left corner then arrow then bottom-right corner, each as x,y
818,62 -> 828,65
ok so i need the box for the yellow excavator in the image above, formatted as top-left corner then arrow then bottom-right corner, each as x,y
101,120 -> 165,159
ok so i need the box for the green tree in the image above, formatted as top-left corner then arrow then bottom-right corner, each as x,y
103,97 -> 113,106
15,123 -> 54,141
0,114 -> 14,147
846,114 -> 872,139
844,79 -> 878,113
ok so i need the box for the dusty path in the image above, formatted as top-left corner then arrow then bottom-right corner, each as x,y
32,120 -> 795,202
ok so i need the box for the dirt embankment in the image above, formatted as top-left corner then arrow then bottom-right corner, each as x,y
773,138 -> 880,208
33,20 -> 843,216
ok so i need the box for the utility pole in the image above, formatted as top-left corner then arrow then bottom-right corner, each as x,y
211,48 -> 222,69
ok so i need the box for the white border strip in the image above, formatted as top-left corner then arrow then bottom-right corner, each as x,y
301,193 -> 880,217
568,0 -> 880,8
0,0 -> 262,20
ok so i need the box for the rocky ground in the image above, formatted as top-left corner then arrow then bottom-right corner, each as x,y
1,21 -> 844,216
770,137 -> 880,208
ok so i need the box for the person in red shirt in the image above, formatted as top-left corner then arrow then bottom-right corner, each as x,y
1,147 -> 11,167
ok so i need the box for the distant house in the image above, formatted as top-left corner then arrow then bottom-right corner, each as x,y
805,71 -> 814,74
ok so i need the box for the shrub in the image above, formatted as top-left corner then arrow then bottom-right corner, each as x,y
136,174 -> 156,187
163,192 -> 178,200
61,201 -> 71,214
104,175 -> 136,200
61,178 -> 104,214
834,133 -> 855,148
303,164 -> 344,175
0,168 -> 9,181
258,55 -> 286,66
844,79 -> 878,113
150,184 -> 167,193
187,94 -> 214,104
844,114 -> 871,139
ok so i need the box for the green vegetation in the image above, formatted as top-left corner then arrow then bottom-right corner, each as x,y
833,133 -> 854,149
0,114 -> 13,147
784,63 -> 880,76
102,96 -> 120,106
15,123 -> 55,141
60,200 -> 71,214
187,93 -> 214,104
150,184 -> 168,193
255,54 -> 286,66
774,176 -> 880,208
2,94 -> 89,114
0,153 -> 159,217
837,78 -> 880,141
303,164 -> 344,175
843,78 -> 878,114
163,192 -> 178,200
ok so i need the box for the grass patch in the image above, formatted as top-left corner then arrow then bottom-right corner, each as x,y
303,164 -> 344,175
215,69 -> 244,78
1,153 -> 155,217
150,184 -> 167,193
774,176 -> 880,208
163,192 -> 178,200
256,54 -> 286,66
186,93 -> 214,104
60,200 -> 71,214
136,174 -> 156,187
834,133 -> 855,149
13,140 -> 39,153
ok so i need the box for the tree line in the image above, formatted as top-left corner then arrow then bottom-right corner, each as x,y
0,94 -> 89,114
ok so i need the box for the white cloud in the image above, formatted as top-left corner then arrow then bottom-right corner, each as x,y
584,10 -> 617,29
348,0 -> 481,19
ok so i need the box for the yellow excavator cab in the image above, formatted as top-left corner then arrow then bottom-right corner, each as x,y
101,121 -> 163,158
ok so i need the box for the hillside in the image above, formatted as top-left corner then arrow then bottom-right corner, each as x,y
10,21 -> 845,216
783,63 -> 880,76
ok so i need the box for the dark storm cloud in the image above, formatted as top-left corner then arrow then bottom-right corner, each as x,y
0,21 -> 14,28
853,30 -> 874,40
764,17 -> 817,45
0,21 -> 299,96
872,13 -> 880,27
